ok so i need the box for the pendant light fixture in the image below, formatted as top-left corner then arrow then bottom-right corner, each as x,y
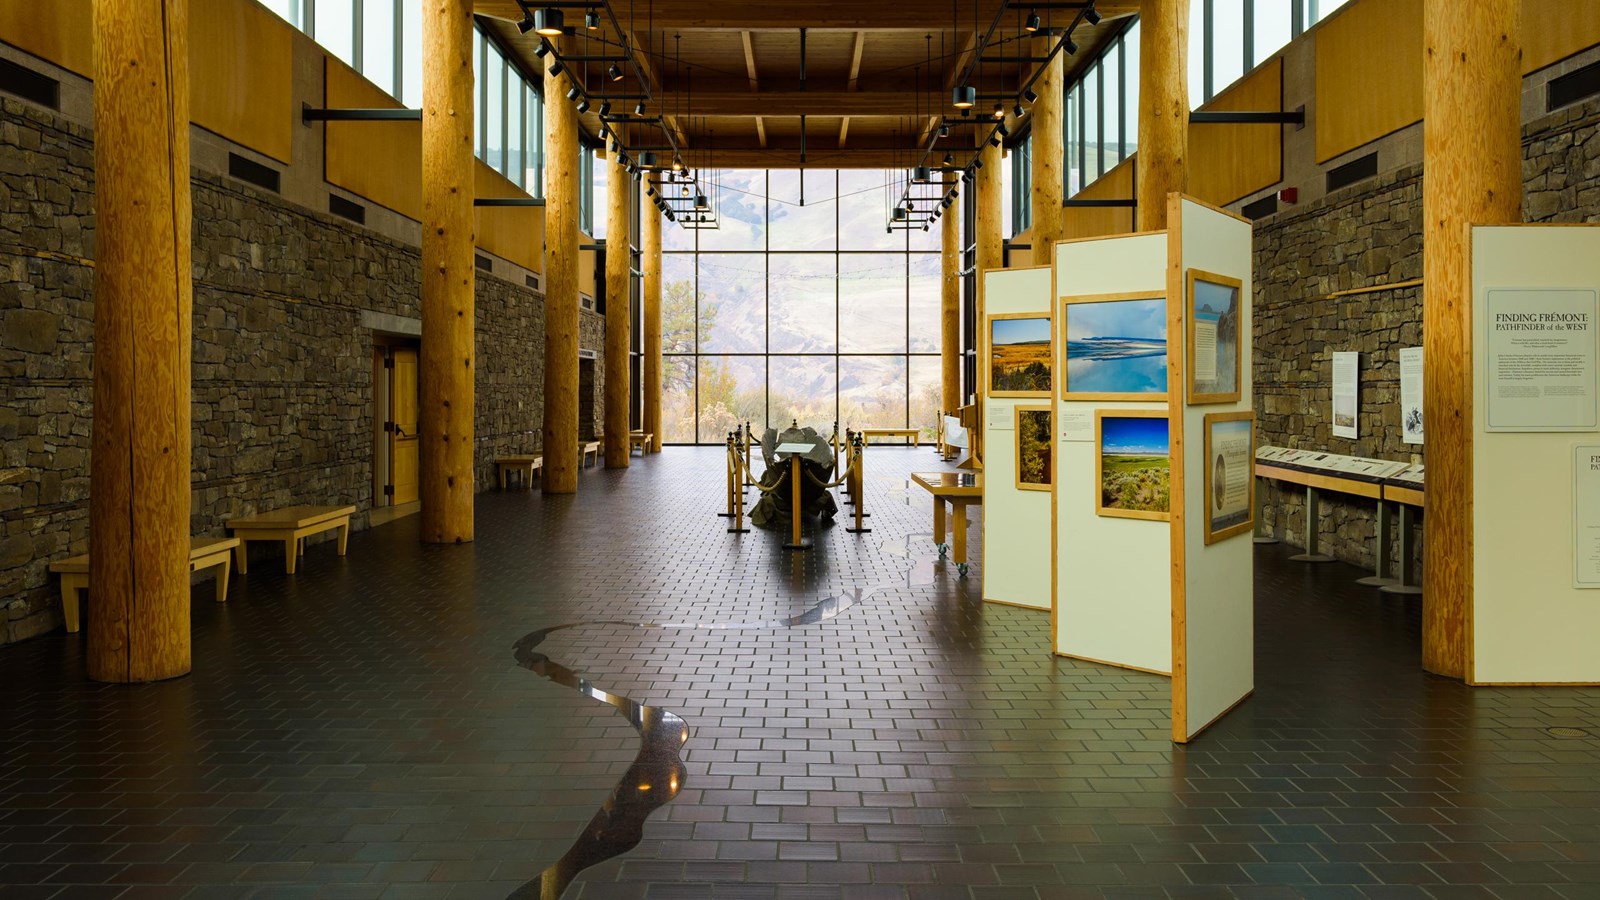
533,8 -> 564,36
952,85 -> 976,109
585,9 -> 600,30
608,64 -> 623,82
1024,9 -> 1041,32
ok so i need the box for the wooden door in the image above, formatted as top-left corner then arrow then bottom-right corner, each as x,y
388,347 -> 420,505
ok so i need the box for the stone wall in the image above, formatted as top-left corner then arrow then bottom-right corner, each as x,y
0,97 -> 604,643
1251,95 -> 1600,573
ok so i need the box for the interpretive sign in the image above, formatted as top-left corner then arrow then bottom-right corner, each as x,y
1332,351 -> 1359,440
1399,347 -> 1424,445
1186,270 -> 1243,404
1203,412 -> 1255,544
1485,289 -> 1599,432
1059,408 -> 1094,442
1577,445 -> 1600,588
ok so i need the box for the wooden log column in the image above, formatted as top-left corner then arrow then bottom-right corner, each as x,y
642,203 -> 663,451
975,139 -> 1003,297
542,39 -> 580,493
1136,0 -> 1190,230
603,151 -> 632,469
1030,35 -> 1064,248
420,0 -> 475,542
89,0 -> 193,682
1421,0 -> 1522,678
941,192 -> 962,413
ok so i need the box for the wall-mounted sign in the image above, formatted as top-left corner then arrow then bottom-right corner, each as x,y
1331,351 -> 1359,440
1577,444 -> 1600,589
1399,347 -> 1424,445
1486,289 -> 1598,432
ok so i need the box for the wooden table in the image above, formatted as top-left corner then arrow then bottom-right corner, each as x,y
226,505 -> 356,575
862,428 -> 921,447
497,454 -> 543,489
628,431 -> 653,454
579,441 -> 600,467
50,535 -> 240,633
911,471 -> 983,577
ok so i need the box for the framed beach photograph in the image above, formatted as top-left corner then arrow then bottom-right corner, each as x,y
1095,410 -> 1171,521
1185,270 -> 1243,404
1061,293 -> 1169,401
987,313 -> 1053,397
1203,411 -> 1255,544
1014,406 -> 1053,492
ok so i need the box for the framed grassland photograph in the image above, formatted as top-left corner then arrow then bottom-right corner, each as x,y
987,313 -> 1053,397
1061,293 -> 1169,401
1203,411 -> 1256,544
1014,406 -> 1053,492
1185,269 -> 1244,404
1094,410 -> 1171,521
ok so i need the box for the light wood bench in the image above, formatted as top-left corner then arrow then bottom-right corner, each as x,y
862,428 -> 921,448
226,505 -> 356,575
628,431 -> 653,454
497,454 -> 544,489
49,535 -> 240,633
580,441 -> 600,467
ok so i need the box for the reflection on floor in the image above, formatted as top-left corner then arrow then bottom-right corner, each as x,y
0,446 -> 1597,900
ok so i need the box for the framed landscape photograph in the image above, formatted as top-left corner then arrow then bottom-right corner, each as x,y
1203,411 -> 1255,544
1062,293 -> 1169,401
987,313 -> 1053,397
1185,270 -> 1243,404
1014,406 -> 1053,492
1095,410 -> 1171,521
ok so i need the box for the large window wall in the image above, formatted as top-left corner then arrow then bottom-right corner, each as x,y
660,170 -> 942,445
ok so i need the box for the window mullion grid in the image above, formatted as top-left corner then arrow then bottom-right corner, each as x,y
1203,0 -> 1214,102
392,0 -> 403,102
1243,0 -> 1255,71
352,0 -> 363,73
303,0 -> 315,37
1117,33 -> 1126,163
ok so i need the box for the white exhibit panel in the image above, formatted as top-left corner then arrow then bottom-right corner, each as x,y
1174,198 -> 1256,742
1053,233 -> 1173,675
1470,225 -> 1600,684
981,265 -> 1053,610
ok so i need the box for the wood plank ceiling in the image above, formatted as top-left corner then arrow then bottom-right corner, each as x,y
474,0 -> 1138,169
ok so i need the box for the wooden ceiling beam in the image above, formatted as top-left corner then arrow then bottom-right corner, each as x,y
840,31 -> 865,149
470,1 -> 1144,31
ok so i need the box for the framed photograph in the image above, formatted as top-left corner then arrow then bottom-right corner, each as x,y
1203,412 -> 1256,544
1014,406 -> 1053,492
987,313 -> 1053,397
1062,293 -> 1169,401
1094,410 -> 1171,521
1185,270 -> 1243,404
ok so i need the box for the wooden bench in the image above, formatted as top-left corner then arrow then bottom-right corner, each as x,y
49,535 -> 240,633
861,428 -> 921,448
497,454 -> 544,489
580,441 -> 600,467
628,431 -> 653,454
226,505 -> 356,575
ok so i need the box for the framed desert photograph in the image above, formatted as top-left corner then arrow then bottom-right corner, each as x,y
1203,411 -> 1255,544
1095,410 -> 1171,521
1185,270 -> 1243,404
987,313 -> 1053,397
1061,293 -> 1169,401
1014,406 -> 1053,492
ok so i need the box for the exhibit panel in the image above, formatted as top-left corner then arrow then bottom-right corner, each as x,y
1170,196 -> 1257,742
1053,232 -> 1173,675
1470,225 -> 1600,685
981,266 -> 1054,611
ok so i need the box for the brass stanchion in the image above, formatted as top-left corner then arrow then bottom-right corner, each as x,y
727,431 -> 749,534
718,432 -> 738,519
783,452 -> 809,550
846,433 -> 871,534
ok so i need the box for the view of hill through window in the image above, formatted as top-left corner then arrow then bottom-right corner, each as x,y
661,170 -> 943,444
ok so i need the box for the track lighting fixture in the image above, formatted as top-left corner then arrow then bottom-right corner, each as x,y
1064,38 -> 1078,55
619,154 -> 631,168
952,85 -> 976,108
998,122 -> 1009,137
974,157 -> 984,169
608,64 -> 623,82
533,40 -> 549,57
566,86 -> 581,102
518,14 -> 535,34
938,124 -> 950,138
585,9 -> 600,29
646,186 -> 655,198
923,223 -> 931,231
671,158 -> 682,171
640,152 -> 657,167
942,152 -> 954,165
549,61 -> 563,76
694,193 -> 708,210
1013,103 -> 1024,118
599,101 -> 611,117
992,102 -> 1005,120
1024,10 -> 1040,32
1023,88 -> 1038,104
913,166 -> 930,183
634,101 -> 646,116
609,138 -> 619,153
893,206 -> 907,222
1084,5 -> 1101,25
989,133 -> 1001,146
533,8 -> 564,36
576,98 -> 590,114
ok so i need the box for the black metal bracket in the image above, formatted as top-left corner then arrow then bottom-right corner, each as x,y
1064,199 -> 1137,208
474,198 -> 545,207
302,103 -> 421,124
1189,110 -> 1306,125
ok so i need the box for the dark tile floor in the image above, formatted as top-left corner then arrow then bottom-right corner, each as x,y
2,447 -> 1599,900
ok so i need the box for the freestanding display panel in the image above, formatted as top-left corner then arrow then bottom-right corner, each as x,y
981,265 -> 1053,610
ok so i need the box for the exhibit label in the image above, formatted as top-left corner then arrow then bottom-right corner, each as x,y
1577,444 -> 1600,589
1485,289 -> 1599,432
1059,408 -> 1094,442
1208,417 -> 1253,538
1331,351 -> 1359,440
987,402 -> 1014,431
1399,347 -> 1424,445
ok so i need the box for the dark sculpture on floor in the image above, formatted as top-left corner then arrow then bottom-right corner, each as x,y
749,424 -> 838,529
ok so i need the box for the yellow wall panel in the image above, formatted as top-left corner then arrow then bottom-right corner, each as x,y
0,0 -> 93,77
474,164 -> 544,274
1063,157 -> 1136,240
1314,0 -> 1423,163
1189,58 -> 1282,207
190,0 -> 293,163
324,58 -> 423,220
1523,0 -> 1600,74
